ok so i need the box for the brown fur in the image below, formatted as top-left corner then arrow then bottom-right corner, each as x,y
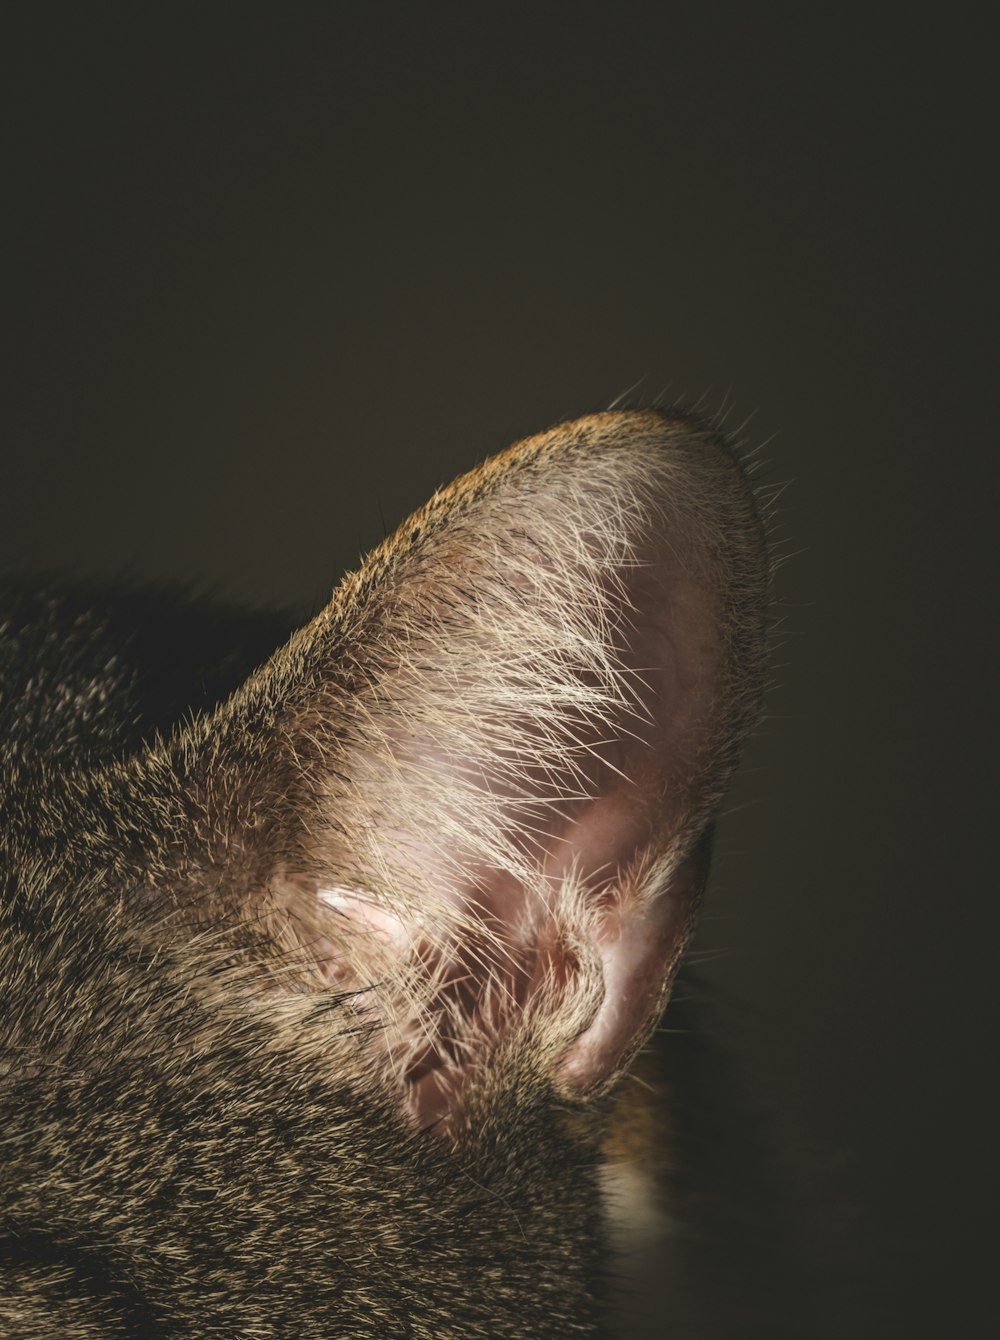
0,409 -> 769,1336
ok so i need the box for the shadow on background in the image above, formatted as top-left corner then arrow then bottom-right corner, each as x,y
2,5 -> 993,1335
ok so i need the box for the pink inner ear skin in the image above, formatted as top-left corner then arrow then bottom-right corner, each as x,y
539,556 -> 715,1094
555,850 -> 700,1093
399,556 -> 715,1122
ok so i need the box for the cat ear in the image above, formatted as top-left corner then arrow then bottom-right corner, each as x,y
175,410 -> 767,1129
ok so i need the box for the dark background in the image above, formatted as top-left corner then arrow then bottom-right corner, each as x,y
2,5 -> 994,1335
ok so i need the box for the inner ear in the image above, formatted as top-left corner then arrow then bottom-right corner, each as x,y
178,410 -> 767,1134
373,529 -> 726,1125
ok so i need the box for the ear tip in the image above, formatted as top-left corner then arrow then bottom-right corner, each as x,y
536,407 -> 766,556
533,408 -> 754,484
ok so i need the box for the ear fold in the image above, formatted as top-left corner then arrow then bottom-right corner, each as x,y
171,410 -> 767,1132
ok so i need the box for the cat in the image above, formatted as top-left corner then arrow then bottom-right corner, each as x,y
0,408 -> 772,1337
